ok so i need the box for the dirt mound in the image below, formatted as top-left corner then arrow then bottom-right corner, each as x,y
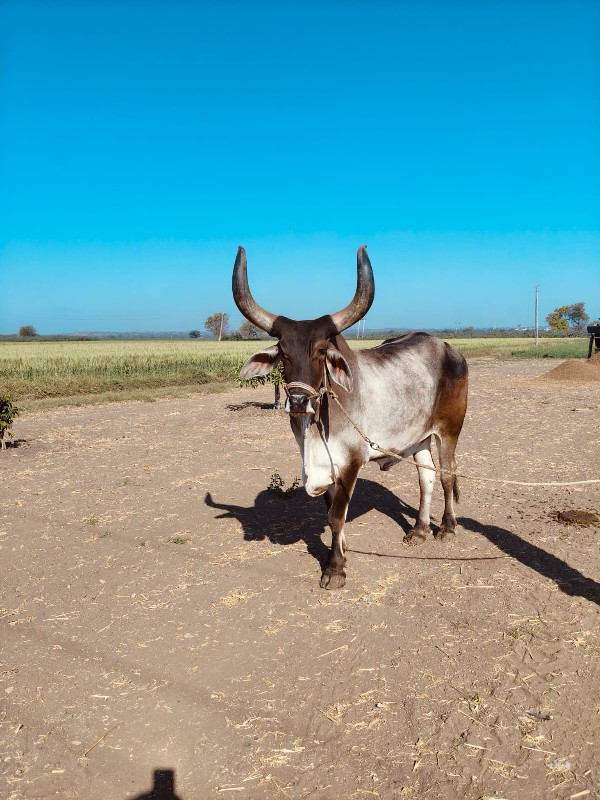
557,510 -> 599,526
537,358 -> 600,383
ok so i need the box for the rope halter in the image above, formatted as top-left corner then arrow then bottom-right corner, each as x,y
282,365 -> 332,422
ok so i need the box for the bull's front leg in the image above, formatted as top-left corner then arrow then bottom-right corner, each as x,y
320,460 -> 360,590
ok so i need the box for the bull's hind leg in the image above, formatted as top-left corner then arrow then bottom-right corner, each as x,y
404,437 -> 435,545
320,459 -> 360,590
435,433 -> 460,542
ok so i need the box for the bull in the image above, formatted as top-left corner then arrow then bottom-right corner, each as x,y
233,245 -> 468,589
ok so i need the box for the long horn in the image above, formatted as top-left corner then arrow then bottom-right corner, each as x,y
330,245 -> 375,332
232,246 -> 277,334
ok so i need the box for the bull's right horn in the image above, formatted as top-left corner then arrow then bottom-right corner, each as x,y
232,247 -> 277,335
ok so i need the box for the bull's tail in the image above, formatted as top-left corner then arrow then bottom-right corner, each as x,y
453,477 -> 460,503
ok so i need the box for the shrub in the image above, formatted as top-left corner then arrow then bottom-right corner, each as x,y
0,396 -> 21,449
240,361 -> 284,389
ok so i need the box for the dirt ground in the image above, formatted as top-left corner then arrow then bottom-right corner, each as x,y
1,359 -> 599,800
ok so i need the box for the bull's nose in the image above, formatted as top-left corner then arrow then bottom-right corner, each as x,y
285,394 -> 315,414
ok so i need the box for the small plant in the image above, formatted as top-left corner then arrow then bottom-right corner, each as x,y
268,471 -> 301,498
240,361 -> 285,390
467,692 -> 487,714
0,396 -> 21,450
168,536 -> 188,544
83,515 -> 100,526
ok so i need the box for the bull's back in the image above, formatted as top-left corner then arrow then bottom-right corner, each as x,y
355,333 -> 467,446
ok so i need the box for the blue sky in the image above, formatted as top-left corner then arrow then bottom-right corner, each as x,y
1,0 -> 599,333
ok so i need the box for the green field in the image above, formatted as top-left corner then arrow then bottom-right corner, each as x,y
0,336 -> 588,411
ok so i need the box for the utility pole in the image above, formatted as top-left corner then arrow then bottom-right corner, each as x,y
218,312 -> 225,342
534,285 -> 539,346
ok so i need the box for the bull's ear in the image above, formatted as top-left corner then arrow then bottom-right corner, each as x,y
240,345 -> 280,379
326,346 -> 352,391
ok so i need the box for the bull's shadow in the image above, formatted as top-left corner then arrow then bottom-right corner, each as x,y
204,482 -> 600,606
204,477 -> 417,569
459,516 -> 600,606
225,401 -> 274,411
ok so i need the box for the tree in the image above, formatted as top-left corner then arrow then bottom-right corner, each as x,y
566,302 -> 589,331
204,312 -> 229,341
188,329 -> 202,339
546,306 -> 570,332
19,325 -> 37,337
238,320 -> 263,340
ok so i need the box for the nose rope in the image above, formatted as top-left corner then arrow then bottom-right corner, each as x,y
282,381 -> 323,400
283,365 -> 330,422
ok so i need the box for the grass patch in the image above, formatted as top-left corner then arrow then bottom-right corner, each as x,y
17,381 -> 236,413
510,342 -> 588,359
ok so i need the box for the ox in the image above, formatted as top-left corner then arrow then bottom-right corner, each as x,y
233,245 -> 468,589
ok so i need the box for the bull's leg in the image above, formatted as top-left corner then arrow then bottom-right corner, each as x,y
323,484 -> 335,511
273,382 -> 281,410
320,461 -> 360,590
435,433 -> 459,542
404,437 -> 435,545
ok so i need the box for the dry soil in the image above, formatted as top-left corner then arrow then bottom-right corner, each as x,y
1,359 -> 599,800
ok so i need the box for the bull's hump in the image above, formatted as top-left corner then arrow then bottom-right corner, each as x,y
363,331 -> 437,360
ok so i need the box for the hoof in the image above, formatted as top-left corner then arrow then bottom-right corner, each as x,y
403,527 -> 430,545
435,527 -> 456,542
320,569 -> 346,590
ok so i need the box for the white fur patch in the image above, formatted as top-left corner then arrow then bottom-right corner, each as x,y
298,419 -> 339,497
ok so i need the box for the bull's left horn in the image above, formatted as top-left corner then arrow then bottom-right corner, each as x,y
330,245 -> 375,333
232,246 -> 278,334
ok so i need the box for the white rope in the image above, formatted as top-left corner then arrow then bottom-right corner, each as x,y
326,387 -> 600,489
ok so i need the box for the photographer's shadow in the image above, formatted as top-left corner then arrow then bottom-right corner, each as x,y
204,478 -> 417,568
128,769 -> 182,800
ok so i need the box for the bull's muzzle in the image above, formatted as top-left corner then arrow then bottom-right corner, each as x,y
284,394 -> 316,416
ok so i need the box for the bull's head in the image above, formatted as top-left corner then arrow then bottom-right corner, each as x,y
233,246 -> 374,416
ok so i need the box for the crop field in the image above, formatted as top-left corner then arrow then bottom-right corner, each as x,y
0,337 -> 588,409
